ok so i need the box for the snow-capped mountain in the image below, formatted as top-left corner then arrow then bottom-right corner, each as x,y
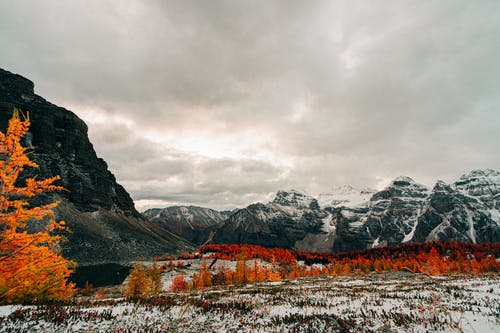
454,169 -> 500,211
213,190 -> 328,250
143,170 -> 500,252
318,185 -> 376,208
331,176 -> 430,252
413,169 -> 500,244
272,189 -> 320,209
332,171 -> 500,251
143,206 -> 230,245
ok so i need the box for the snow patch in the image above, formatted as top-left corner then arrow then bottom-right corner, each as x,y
488,209 -> 500,224
465,209 -> 477,243
349,220 -> 364,228
402,208 -> 422,242
321,214 -> 335,234
318,185 -> 374,208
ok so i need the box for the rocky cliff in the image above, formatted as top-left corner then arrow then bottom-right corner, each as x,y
0,68 -> 192,264
413,170 -> 500,244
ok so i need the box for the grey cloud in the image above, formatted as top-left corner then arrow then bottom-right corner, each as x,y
0,1 -> 499,209
85,119 -> 286,209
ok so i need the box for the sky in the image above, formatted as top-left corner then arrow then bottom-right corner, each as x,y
0,1 -> 499,211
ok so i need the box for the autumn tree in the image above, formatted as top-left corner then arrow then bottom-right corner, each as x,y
234,259 -> 248,284
170,274 -> 188,291
196,262 -> 212,290
0,110 -> 75,303
266,268 -> 282,282
124,262 -> 162,298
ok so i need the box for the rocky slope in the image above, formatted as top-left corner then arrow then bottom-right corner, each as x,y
213,190 -> 330,251
0,68 -> 192,264
413,170 -> 500,244
143,206 -> 230,245
330,176 -> 430,252
146,171 -> 500,252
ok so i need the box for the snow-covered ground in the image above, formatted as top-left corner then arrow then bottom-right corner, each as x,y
0,273 -> 498,332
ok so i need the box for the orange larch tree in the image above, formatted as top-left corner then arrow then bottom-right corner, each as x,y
0,110 -> 75,303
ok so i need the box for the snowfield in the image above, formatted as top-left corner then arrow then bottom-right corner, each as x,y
0,273 -> 498,332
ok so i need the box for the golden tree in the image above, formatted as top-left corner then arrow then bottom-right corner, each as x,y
196,262 -> 212,290
124,262 -> 162,298
0,110 -> 75,303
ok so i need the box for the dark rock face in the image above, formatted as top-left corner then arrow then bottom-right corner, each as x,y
214,191 -> 327,250
143,206 -> 229,245
0,69 -> 133,214
414,171 -> 500,244
0,68 -> 192,264
329,206 -> 371,252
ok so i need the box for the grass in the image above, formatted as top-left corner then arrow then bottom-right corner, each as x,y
0,273 -> 498,332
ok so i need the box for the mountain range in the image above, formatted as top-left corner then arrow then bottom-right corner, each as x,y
144,170 -> 500,252
1,68 -> 498,264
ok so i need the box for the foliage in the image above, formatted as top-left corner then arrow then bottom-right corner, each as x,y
169,275 -> 187,291
170,241 -> 500,291
201,243 -> 296,265
0,110 -> 75,303
124,262 -> 162,299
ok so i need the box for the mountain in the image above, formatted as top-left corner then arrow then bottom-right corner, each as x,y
145,172 -> 500,253
413,170 -> 500,244
143,206 -> 230,245
331,176 -> 430,252
332,172 -> 500,251
318,185 -> 375,208
212,190 -> 332,251
0,68 -> 193,264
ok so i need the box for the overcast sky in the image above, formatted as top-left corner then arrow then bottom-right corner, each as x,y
1,1 -> 499,211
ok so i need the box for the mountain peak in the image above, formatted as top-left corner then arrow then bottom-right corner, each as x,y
272,189 -> 319,209
0,68 -> 193,263
331,185 -> 356,195
392,176 -> 417,184
459,169 -> 500,180
0,68 -> 35,98
432,180 -> 452,192
318,185 -> 375,208
388,176 -> 428,192
454,169 -> 500,202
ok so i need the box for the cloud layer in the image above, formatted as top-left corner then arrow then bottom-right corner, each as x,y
1,1 -> 499,210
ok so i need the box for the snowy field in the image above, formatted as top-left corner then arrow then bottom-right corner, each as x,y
0,273 -> 498,332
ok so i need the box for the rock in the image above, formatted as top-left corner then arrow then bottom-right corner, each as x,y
0,68 -> 193,264
214,191 -> 327,250
143,205 -> 229,245
331,176 -> 429,250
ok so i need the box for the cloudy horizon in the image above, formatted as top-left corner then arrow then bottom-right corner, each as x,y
1,1 -> 499,211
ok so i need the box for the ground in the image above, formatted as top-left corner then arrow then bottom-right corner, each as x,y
0,273 -> 498,332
